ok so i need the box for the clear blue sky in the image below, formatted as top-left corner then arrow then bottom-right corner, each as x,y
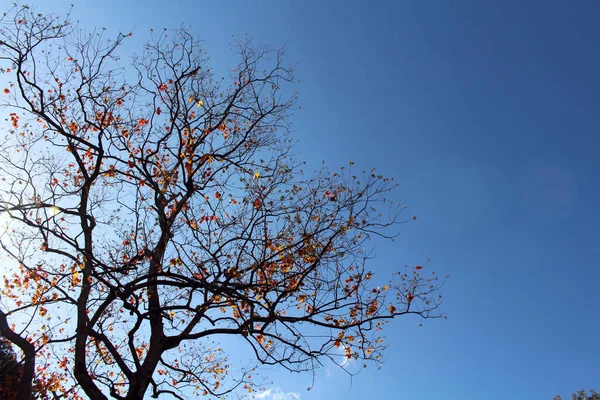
34,1 -> 600,398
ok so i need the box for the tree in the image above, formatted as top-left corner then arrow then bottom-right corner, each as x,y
0,333 -> 58,400
0,4 -> 446,399
554,389 -> 600,400
0,334 -> 22,399
0,309 -> 37,399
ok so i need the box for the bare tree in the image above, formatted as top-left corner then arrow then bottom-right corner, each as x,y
0,5 -> 445,399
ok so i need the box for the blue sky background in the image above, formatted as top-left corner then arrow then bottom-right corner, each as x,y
30,1 -> 600,399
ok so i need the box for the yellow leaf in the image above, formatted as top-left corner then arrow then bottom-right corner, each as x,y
197,100 -> 203,107
253,172 -> 260,180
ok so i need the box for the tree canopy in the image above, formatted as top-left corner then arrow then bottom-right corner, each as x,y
0,335 -> 22,399
0,4 -> 446,399
554,389 -> 600,400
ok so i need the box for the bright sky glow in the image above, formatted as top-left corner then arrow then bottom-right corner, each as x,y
2,1 -> 599,399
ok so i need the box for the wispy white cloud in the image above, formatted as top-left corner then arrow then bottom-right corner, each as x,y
255,387 -> 300,400
255,389 -> 273,399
